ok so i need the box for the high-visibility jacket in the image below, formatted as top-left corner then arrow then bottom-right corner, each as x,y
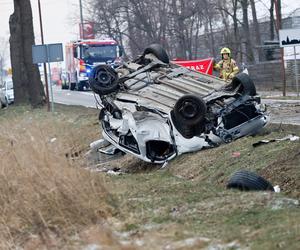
214,58 -> 239,81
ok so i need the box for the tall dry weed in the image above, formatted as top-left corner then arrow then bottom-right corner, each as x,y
0,108 -> 113,248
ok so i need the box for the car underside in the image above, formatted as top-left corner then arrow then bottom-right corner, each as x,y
89,44 -> 269,164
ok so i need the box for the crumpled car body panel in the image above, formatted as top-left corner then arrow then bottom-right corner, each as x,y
90,47 -> 269,163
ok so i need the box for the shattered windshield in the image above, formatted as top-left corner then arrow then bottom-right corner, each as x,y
82,45 -> 117,60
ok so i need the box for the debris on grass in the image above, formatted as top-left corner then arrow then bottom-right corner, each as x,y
253,134 -> 299,147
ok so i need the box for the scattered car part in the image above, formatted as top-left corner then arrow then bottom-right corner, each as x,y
89,44 -> 269,163
252,134 -> 300,147
227,170 -> 274,191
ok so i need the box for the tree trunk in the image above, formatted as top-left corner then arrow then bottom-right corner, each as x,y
270,0 -> 275,40
203,0 -> 216,58
9,0 -> 45,107
250,0 -> 263,61
240,0 -> 254,63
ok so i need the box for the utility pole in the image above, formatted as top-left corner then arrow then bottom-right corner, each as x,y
38,0 -> 50,111
274,0 -> 286,96
79,0 -> 85,39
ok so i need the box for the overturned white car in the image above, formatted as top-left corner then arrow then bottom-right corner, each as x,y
89,44 -> 269,164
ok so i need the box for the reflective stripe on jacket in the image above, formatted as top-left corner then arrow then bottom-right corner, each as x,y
214,58 -> 239,81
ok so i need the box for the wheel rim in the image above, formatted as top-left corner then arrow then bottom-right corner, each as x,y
180,100 -> 198,119
97,70 -> 111,86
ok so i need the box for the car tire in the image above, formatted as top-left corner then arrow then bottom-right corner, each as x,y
70,82 -> 76,91
1,97 -> 7,108
61,84 -> 68,90
227,170 -> 274,191
173,94 -> 207,126
143,44 -> 170,64
89,65 -> 119,96
77,81 -> 84,91
231,73 -> 256,96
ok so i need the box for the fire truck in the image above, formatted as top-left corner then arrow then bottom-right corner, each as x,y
64,39 -> 123,91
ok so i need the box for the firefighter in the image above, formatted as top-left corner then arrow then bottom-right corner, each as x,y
214,47 -> 239,81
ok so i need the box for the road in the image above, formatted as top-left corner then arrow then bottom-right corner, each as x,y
52,85 -> 300,125
53,85 -> 99,108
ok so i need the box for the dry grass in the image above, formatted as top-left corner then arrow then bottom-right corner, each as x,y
1,105 -> 300,249
0,105 -> 116,249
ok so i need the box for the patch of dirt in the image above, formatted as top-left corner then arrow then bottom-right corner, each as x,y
259,150 -> 300,198
268,103 -> 300,125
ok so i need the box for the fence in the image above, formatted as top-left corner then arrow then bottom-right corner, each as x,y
247,60 -> 299,91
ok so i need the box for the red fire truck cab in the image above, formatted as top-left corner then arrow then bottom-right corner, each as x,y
64,39 -> 123,91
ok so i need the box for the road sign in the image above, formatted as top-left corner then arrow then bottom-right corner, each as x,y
279,29 -> 300,48
32,44 -> 48,63
32,43 -> 64,112
279,29 -> 300,97
32,43 -> 63,63
48,43 -> 64,62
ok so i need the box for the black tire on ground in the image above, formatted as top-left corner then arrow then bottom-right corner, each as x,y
227,170 -> 274,191
173,94 -> 207,126
89,65 -> 119,96
230,73 -> 256,96
143,44 -> 170,64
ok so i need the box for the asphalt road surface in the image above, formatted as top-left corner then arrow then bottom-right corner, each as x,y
53,85 -> 99,109
52,85 -> 300,125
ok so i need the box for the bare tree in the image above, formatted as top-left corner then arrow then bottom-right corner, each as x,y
270,0 -> 275,40
240,0 -> 254,62
85,0 -> 277,64
250,0 -> 262,61
9,0 -> 45,107
216,0 -> 242,60
203,0 -> 216,58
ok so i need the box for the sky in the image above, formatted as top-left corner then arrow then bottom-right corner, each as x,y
0,0 -> 300,67
0,0 -> 79,44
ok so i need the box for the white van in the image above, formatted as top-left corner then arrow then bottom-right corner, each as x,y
3,79 -> 14,104
0,78 -> 14,108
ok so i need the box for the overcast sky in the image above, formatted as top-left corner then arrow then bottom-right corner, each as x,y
0,0 -> 300,65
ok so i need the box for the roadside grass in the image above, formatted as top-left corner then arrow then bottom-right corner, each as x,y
0,105 -> 120,249
0,105 -> 299,249
103,124 -> 300,249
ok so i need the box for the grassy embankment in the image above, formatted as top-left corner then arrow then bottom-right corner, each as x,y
0,105 -> 299,249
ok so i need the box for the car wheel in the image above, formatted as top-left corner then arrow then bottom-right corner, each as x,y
1,98 -> 7,108
143,44 -> 170,64
173,94 -> 206,126
171,114 -> 195,139
227,170 -> 274,191
77,81 -> 84,91
70,82 -> 76,91
61,83 -> 68,90
89,65 -> 119,96
230,73 -> 256,96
